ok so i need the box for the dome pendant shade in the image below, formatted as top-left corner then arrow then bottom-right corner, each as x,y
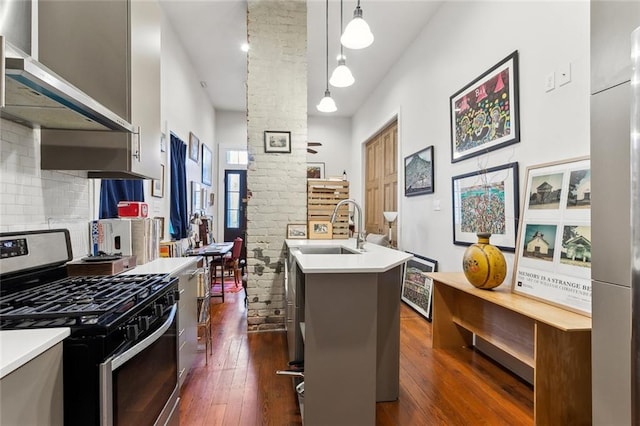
341,6 -> 374,50
330,58 -> 355,87
317,89 -> 337,112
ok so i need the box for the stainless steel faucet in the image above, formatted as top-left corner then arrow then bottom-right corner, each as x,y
330,199 -> 366,250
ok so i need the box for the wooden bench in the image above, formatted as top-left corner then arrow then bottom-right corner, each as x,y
429,272 -> 592,425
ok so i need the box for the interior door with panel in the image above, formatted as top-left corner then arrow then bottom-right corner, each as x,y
224,170 -> 247,258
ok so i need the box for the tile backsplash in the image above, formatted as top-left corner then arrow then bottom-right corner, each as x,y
1,119 -> 93,258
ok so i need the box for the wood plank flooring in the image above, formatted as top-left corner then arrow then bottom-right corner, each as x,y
179,292 -> 533,425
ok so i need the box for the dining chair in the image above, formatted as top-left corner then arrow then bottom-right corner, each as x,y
223,237 -> 243,287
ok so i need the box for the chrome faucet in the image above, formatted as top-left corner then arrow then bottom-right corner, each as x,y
330,199 -> 366,251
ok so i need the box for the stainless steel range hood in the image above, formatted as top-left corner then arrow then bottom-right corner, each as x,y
1,36 -> 136,132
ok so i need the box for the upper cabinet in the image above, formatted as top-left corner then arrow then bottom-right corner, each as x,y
38,0 -> 162,180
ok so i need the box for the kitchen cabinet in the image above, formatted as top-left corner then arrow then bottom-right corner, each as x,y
176,259 -> 201,388
0,342 -> 64,425
37,0 -> 162,179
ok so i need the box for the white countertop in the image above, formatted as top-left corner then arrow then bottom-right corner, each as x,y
0,328 -> 70,379
286,238 -> 412,273
120,257 -> 199,276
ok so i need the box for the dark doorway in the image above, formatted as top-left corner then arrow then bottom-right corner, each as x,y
224,170 -> 247,258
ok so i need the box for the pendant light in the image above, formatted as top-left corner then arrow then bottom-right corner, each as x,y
317,0 -> 337,113
341,0 -> 374,50
330,0 -> 355,88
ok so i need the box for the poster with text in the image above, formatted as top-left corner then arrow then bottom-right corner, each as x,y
512,157 -> 591,316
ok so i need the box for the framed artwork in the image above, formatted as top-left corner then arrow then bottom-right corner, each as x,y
200,187 -> 207,210
189,132 -> 200,162
401,253 -> 438,321
160,132 -> 167,152
202,143 -> 212,186
307,162 -> 325,179
264,131 -> 291,153
151,164 -> 165,198
450,51 -> 520,163
512,156 -> 591,316
404,146 -> 434,196
308,220 -> 332,239
451,162 -> 519,251
287,223 -> 308,239
154,216 -> 165,240
191,181 -> 202,216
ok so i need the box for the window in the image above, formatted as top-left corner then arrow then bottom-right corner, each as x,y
225,150 -> 248,165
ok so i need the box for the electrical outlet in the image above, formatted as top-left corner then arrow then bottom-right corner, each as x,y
545,72 -> 555,92
559,62 -> 572,86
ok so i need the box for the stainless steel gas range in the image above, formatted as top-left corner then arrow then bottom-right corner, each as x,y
0,229 -> 180,425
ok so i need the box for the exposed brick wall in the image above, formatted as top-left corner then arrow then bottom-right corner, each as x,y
246,0 -> 307,331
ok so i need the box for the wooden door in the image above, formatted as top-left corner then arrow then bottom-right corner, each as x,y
365,120 -> 398,241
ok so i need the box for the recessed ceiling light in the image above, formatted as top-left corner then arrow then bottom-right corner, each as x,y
241,43 -> 250,52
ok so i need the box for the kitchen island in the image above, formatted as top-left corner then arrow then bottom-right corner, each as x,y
285,239 -> 411,425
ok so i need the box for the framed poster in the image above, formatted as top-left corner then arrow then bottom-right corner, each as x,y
404,146 -> 434,196
191,181 -> 202,216
450,51 -> 520,163
451,162 -> 519,251
401,253 -> 438,321
512,156 -> 591,316
307,162 -> 325,179
201,143 -> 212,186
264,131 -> 291,153
189,132 -> 200,162
308,221 -> 332,239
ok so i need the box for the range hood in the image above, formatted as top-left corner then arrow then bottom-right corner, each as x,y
1,36 -> 136,132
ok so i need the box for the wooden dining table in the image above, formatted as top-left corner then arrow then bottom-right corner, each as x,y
186,242 -> 234,302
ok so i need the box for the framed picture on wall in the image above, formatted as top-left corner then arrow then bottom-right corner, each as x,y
264,131 -> 291,153
151,164 -> 165,198
404,146 -> 434,196
308,220 -> 332,239
450,50 -> 520,163
307,162 -> 325,179
451,162 -> 519,251
191,181 -> 201,216
287,223 -> 308,239
189,132 -> 200,162
401,253 -> 438,321
202,143 -> 212,186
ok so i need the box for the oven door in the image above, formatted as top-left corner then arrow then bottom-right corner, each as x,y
99,304 -> 179,426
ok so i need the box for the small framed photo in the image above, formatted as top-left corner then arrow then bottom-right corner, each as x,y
308,220 -> 333,240
189,132 -> 200,162
401,253 -> 438,321
152,164 -> 165,198
404,146 -> 434,196
287,223 -> 308,239
201,143 -> 212,186
307,162 -> 325,179
264,131 -> 291,153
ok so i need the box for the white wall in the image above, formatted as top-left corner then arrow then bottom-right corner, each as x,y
351,1 -> 590,279
308,116 -> 352,179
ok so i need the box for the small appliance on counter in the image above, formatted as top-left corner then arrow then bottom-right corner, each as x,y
117,201 -> 148,218
90,218 -> 160,265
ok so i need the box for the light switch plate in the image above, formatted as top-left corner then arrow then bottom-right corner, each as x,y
545,72 -> 555,92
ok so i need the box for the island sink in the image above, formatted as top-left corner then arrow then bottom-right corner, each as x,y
294,245 -> 360,255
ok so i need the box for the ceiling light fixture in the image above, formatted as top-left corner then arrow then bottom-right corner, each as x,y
317,0 -> 337,113
330,0 -> 355,88
341,0 -> 374,50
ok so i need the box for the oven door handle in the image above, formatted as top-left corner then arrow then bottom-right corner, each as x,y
110,303 -> 177,370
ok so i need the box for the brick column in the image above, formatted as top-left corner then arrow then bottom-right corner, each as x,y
246,0 -> 307,331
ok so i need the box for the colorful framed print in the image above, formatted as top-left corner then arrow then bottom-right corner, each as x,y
450,51 -> 520,163
307,162 -> 325,179
189,132 -> 200,162
512,156 -> 591,316
404,146 -> 434,196
264,131 -> 291,153
401,253 -> 438,321
451,162 -> 519,251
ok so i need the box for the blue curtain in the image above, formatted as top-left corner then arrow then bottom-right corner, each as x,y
99,180 -> 144,219
170,133 -> 189,239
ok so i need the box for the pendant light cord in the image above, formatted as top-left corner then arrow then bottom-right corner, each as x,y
325,0 -> 329,91
340,0 -> 344,57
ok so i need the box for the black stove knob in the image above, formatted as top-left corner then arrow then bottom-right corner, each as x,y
126,324 -> 139,341
153,303 -> 164,317
138,316 -> 151,331
166,292 -> 175,305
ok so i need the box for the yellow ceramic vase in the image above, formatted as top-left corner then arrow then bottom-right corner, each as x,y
462,232 -> 507,289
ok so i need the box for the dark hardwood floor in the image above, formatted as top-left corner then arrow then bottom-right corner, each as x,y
179,291 -> 533,425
